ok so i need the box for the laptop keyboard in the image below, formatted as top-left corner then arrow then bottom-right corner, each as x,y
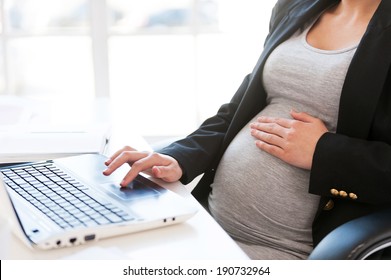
0,162 -> 135,229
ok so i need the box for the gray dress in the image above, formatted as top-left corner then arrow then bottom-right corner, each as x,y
208,20 -> 357,259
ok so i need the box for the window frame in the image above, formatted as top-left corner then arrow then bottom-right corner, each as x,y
0,0 -> 217,98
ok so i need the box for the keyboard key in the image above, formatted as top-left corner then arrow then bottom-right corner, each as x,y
1,162 -> 135,229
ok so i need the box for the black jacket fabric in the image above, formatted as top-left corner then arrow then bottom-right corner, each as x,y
158,0 -> 391,247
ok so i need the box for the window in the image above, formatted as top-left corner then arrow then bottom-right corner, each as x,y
0,0 -> 277,136
2,0 -> 94,98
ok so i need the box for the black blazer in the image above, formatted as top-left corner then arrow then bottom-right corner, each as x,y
159,0 -> 391,247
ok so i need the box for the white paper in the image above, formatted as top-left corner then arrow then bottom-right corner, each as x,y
0,124 -> 111,163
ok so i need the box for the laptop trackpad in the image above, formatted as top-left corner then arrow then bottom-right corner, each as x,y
101,180 -> 161,201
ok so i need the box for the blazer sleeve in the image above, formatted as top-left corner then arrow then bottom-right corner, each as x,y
156,0 -> 300,184
156,1 -> 293,184
157,74 -> 251,184
309,132 -> 391,204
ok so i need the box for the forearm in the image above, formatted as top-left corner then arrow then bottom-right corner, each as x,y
158,101 -> 239,184
158,75 -> 252,184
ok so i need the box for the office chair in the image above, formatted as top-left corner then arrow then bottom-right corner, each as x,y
308,208 -> 391,259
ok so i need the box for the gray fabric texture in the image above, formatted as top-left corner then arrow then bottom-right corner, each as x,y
208,20 -> 357,260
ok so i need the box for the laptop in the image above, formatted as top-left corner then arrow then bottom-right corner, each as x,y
0,153 -> 198,250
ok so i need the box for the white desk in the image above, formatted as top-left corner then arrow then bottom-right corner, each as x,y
0,96 -> 248,260
0,179 -> 249,260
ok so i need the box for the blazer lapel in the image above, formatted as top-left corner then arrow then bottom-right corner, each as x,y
222,0 -> 337,147
337,0 -> 391,138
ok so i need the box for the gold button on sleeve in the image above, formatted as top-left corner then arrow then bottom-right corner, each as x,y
339,191 -> 348,198
330,189 -> 339,196
323,200 -> 334,211
349,193 -> 358,200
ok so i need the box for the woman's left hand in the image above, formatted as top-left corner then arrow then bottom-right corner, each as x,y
250,110 -> 329,170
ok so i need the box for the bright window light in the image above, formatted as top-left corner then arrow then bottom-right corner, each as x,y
0,0 -> 277,137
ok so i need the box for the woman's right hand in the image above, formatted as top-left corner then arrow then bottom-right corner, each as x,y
102,146 -> 183,187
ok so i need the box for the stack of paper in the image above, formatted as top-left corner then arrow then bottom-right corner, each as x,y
0,124 -> 111,164
0,95 -> 112,164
